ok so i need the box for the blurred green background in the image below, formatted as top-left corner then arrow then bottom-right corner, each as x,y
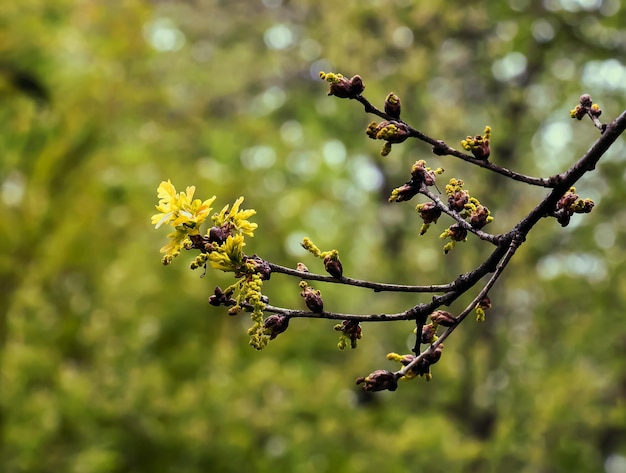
2,0 -> 626,472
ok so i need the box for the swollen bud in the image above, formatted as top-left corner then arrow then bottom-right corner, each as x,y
416,202 -> 442,225
209,286 -> 236,307
263,314 -> 290,340
323,254 -> 343,279
319,71 -> 365,99
421,323 -> 438,344
356,370 -> 399,392
430,310 -> 456,327
384,92 -> 402,119
247,255 -> 272,280
299,281 -> 324,313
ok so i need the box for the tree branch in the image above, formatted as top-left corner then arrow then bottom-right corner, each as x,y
353,94 -> 558,187
267,262 -> 454,293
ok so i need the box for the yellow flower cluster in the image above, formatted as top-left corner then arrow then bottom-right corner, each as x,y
461,125 -> 492,160
151,180 -> 216,264
212,197 -> 258,238
207,234 -> 245,271
151,180 -> 257,267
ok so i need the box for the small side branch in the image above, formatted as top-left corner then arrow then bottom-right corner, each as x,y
267,262 -> 454,293
419,186 -> 502,245
263,303 -> 416,322
353,94 -> 556,187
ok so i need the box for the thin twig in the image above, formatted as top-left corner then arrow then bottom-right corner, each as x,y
267,262 -> 454,293
419,186 -> 502,245
353,94 -> 557,187
262,303 -> 414,322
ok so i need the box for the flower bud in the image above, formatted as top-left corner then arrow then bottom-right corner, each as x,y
356,370 -> 399,392
247,255 -> 272,280
349,75 -> 365,96
469,205 -> 492,229
573,198 -> 594,213
326,76 -> 352,98
416,202 -> 442,224
300,284 -> 324,313
430,310 -> 456,327
209,226 -> 229,245
421,323 -> 437,344
323,254 -> 343,279
579,94 -> 592,107
208,286 -> 224,306
320,72 -> 365,99
448,190 -> 469,212
334,319 -> 362,348
448,223 -> 468,242
557,189 -> 579,210
209,286 -> 236,307
590,103 -> 602,118
424,343 -> 444,365
389,182 -> 419,203
263,314 -> 290,340
384,92 -> 402,119
478,296 -> 491,311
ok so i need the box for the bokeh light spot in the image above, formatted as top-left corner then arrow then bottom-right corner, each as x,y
264,23 -> 296,50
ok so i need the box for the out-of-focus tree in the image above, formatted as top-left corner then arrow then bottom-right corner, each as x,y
2,1 -> 626,472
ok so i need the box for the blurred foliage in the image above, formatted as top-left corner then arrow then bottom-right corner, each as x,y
2,0 -> 626,472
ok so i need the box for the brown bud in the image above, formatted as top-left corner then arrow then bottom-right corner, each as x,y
301,286 -> 324,313
421,323 -> 437,344
384,92 -> 402,119
349,75 -> 365,96
247,255 -> 272,280
208,226 -> 230,245
417,202 -> 442,224
448,190 -> 469,212
323,255 -> 343,279
410,160 -> 439,187
571,104 -> 586,120
555,210 -> 571,227
296,262 -> 309,272
469,205 -> 491,229
380,121 -> 411,144
390,182 -> 419,202
430,310 -> 456,327
448,223 -> 468,242
356,370 -> 399,392
471,139 -> 490,160
263,314 -> 290,340
590,104 -> 602,118
579,94 -> 593,107
424,343 -> 444,365
328,75 -> 364,99
327,76 -> 352,98
209,286 -> 236,307
557,191 -> 579,210
478,296 -> 491,311
334,320 -> 362,347
208,286 -> 224,306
